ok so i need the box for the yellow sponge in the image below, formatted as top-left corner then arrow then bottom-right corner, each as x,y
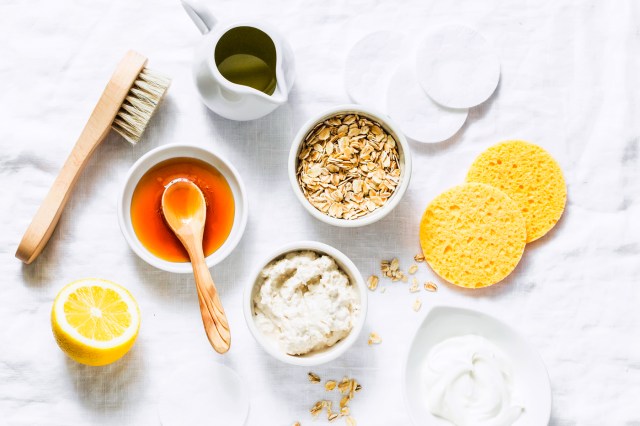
466,140 -> 566,242
419,183 -> 527,288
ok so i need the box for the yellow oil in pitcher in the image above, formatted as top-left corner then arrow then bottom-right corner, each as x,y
215,26 -> 278,95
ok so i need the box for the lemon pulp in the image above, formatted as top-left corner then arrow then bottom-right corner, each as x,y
63,286 -> 132,341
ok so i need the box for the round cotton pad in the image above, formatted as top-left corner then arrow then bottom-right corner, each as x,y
387,63 -> 468,143
466,140 -> 567,242
345,31 -> 408,112
158,362 -> 249,426
416,25 -> 500,108
419,183 -> 527,288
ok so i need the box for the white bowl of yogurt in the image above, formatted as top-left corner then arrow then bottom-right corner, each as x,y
403,305 -> 551,425
243,241 -> 367,366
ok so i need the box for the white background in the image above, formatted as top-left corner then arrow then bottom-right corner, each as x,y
1,0 -> 639,424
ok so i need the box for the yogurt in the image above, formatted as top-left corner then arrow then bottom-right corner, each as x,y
423,335 -> 524,425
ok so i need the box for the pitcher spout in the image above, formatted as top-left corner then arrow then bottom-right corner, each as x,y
268,58 -> 292,104
268,84 -> 288,104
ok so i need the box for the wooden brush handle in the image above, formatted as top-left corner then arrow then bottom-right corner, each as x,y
187,241 -> 231,354
15,51 -> 148,264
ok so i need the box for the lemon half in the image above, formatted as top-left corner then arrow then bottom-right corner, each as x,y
51,279 -> 141,366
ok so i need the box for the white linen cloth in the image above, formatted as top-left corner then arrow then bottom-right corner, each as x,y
1,0 -> 639,424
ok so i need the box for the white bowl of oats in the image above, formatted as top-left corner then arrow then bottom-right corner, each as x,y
288,105 -> 412,227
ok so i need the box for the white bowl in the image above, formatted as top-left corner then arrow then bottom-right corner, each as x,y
243,241 -> 368,366
403,305 -> 552,425
118,144 -> 248,273
288,104 -> 412,227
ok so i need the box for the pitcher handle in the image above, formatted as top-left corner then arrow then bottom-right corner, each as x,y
181,0 -> 218,34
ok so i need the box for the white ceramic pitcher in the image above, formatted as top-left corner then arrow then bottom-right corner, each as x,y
182,0 -> 296,121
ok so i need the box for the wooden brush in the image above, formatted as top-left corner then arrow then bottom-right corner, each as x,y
16,50 -> 170,264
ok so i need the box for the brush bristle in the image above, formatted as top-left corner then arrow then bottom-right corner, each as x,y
112,68 -> 171,144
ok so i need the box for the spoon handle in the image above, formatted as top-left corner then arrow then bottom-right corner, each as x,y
189,244 -> 231,354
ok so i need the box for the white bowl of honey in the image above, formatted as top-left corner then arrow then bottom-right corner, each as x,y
118,144 -> 248,273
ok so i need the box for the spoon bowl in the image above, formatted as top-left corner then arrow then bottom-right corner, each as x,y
162,178 -> 207,236
161,179 -> 231,354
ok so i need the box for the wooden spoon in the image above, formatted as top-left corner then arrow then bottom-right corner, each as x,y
161,178 -> 231,354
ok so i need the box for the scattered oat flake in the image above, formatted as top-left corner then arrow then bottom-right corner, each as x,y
414,253 -> 425,262
424,281 -> 438,292
408,264 -> 419,274
346,416 -> 357,426
293,422 -> 301,426
328,412 -> 339,421
340,394 -> 351,408
409,280 -> 419,293
341,406 -> 350,415
368,332 -> 382,345
308,372 -> 321,383
367,275 -> 379,291
310,400 -> 325,416
325,380 -> 337,391
413,298 -> 422,312
348,380 -> 358,399
390,258 -> 399,271
338,378 -> 352,394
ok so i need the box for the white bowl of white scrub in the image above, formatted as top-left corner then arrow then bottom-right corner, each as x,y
244,241 -> 367,366
403,306 -> 551,425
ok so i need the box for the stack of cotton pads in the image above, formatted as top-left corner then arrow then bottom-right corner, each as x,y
345,25 -> 501,143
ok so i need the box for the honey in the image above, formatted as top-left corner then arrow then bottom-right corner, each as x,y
130,158 -> 235,262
